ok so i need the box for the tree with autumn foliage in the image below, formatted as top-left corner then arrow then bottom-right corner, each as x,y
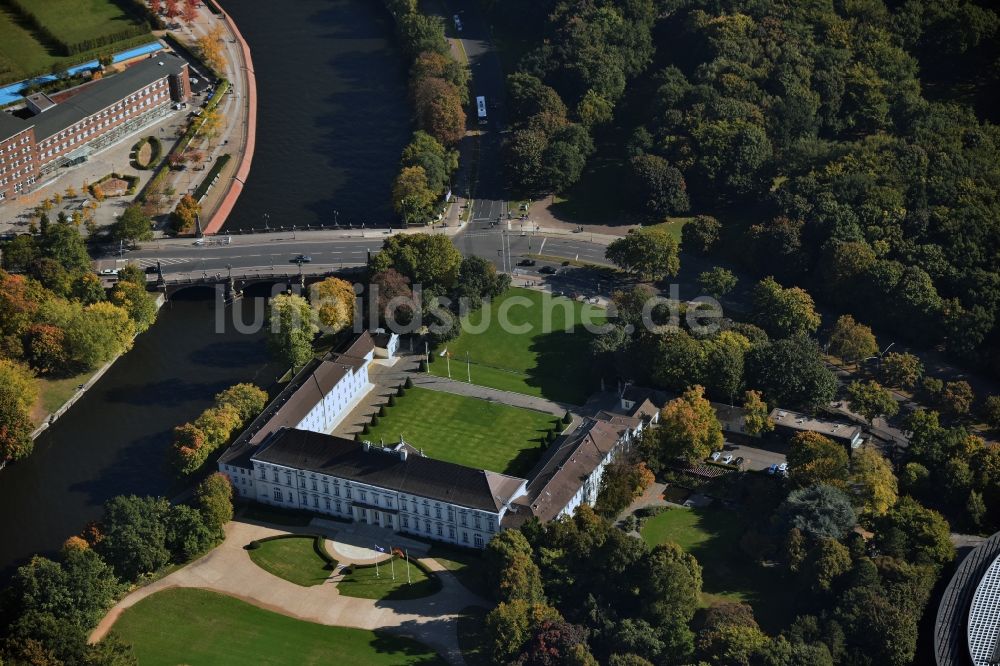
392,166 -> 437,225
311,276 -> 356,334
164,0 -> 179,19
850,446 -> 898,521
371,268 -> 414,325
828,314 -> 878,364
150,0 -> 162,15
182,0 -> 198,22
742,389 -> 773,436
412,76 -> 466,146
596,458 -> 656,517
197,25 -> 226,74
0,358 -> 38,461
642,385 -> 723,468
787,431 -> 849,489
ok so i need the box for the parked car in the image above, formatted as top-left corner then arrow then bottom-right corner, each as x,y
734,456 -> 745,467
517,259 -> 536,266
710,451 -> 722,462
778,462 -> 789,476
768,463 -> 779,475
99,268 -> 117,275
145,265 -> 158,274
721,453 -> 733,464
539,266 -> 557,274
291,254 -> 312,263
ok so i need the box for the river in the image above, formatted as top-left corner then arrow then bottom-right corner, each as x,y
222,0 -> 411,231
0,0 -> 411,578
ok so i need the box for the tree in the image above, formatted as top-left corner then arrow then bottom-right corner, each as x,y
196,472 -> 234,534
196,25 -> 226,73
182,0 -> 197,22
25,324 -> 68,375
484,600 -> 562,664
484,530 -> 542,602
742,390 -> 773,436
787,432 -> 850,489
775,484 -> 857,540
507,72 -> 567,126
112,205 -> 152,244
165,504 -> 215,561
0,358 -> 38,461
10,548 -> 123,629
985,395 -> 1000,431
874,497 -> 954,568
801,538 -> 852,594
40,222 -> 91,274
392,165 -> 436,225
400,130 -> 455,194
311,277 -> 355,333
939,380 -> 974,418
369,233 -> 462,289
850,447 -> 898,520
371,268 -> 414,325
412,76 -> 466,146
605,226 -> 680,281
457,255 -> 509,299
881,352 -> 923,389
682,215 -> 722,254
629,154 -> 690,218
96,495 -> 172,581
750,277 -> 821,339
698,267 -> 737,298
62,302 -> 136,370
215,383 -> 268,421
541,123 -> 594,193
266,293 -> 317,369
647,385 -> 723,466
506,129 -> 549,194
828,315 -> 877,364
170,194 -> 201,234
847,380 -> 899,425
745,335 -> 838,411
110,280 -> 158,333
596,459 -> 655,517
165,0 -> 179,18
398,13 -> 448,57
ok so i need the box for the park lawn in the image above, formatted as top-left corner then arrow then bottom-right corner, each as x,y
247,536 -> 335,587
646,217 -> 693,244
428,287 -> 604,404
338,559 -> 441,600
427,544 -> 490,598
30,368 -> 97,425
0,7 -> 55,83
111,588 -> 444,665
365,387 -> 557,476
640,507 -> 794,633
21,0 -> 148,46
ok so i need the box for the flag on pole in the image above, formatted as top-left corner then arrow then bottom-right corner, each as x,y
373,544 -> 384,577
374,545 -> 387,553
405,549 -> 411,584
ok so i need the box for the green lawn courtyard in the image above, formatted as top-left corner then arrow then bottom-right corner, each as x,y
640,507 -> 794,632
364,386 -> 559,476
110,588 -> 445,665
338,559 -> 441,600
428,287 -> 604,404
247,536 -> 335,587
0,0 -> 152,84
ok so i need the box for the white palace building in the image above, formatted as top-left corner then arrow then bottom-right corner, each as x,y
218,332 -> 660,548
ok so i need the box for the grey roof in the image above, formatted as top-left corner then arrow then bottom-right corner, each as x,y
0,112 -> 32,143
30,53 -> 185,142
769,408 -> 863,443
936,531 -> 1000,666
252,428 -> 526,513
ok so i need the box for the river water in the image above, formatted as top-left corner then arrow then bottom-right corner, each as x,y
0,0 -> 410,578
222,0 -> 411,231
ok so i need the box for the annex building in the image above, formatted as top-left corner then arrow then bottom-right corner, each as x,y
0,52 -> 191,202
218,333 -> 660,548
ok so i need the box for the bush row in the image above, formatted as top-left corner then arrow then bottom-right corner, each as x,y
193,153 -> 231,200
90,172 -> 139,196
131,136 -> 162,170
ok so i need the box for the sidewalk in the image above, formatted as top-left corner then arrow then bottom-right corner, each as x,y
89,519 -> 487,665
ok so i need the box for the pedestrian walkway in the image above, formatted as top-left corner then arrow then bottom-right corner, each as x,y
90,519 -> 488,665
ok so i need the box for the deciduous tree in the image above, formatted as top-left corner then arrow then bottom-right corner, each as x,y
698,267 -> 737,298
605,226 -> 680,281
881,352 -> 923,389
787,432 -> 850,489
750,277 -> 821,339
847,380 -> 899,425
311,277 -> 355,334
828,315 -> 877,364
775,484 -> 857,540
266,293 -> 317,369
850,447 -> 898,520
648,385 -> 723,465
629,154 -> 690,218
742,389 -> 773,436
682,215 -> 722,254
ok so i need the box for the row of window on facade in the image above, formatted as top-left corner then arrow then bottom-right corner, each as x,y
2,134 -> 30,153
266,487 -> 486,547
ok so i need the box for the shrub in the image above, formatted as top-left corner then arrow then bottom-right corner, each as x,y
362,423 -> 370,434
388,394 -> 397,406
562,411 -> 572,424
397,384 -> 405,396
379,405 -> 387,417
245,540 -> 260,550
371,415 -> 380,426
405,376 -> 414,388
419,360 -> 428,371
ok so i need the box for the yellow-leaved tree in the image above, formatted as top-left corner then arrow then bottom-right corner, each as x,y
311,277 -> 356,334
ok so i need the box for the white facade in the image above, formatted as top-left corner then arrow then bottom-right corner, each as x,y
295,360 -> 369,434
555,444 -> 618,520
245,456 -> 514,549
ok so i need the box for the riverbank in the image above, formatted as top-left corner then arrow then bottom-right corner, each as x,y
202,0 -> 256,236
28,293 -> 168,442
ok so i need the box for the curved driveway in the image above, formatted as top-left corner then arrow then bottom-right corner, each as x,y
90,520 -> 488,665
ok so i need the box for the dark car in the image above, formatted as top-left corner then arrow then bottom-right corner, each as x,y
539,266 -> 557,274
145,265 -> 158,274
517,259 -> 536,266
291,255 -> 312,263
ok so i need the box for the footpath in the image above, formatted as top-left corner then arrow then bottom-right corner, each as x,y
89,519 -> 488,665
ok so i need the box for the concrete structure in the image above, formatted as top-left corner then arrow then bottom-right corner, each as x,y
769,408 -> 864,448
0,53 -> 190,202
937,531 -> 1000,666
217,334 -> 663,547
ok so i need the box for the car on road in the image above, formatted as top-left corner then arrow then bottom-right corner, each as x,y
291,255 -> 312,263
734,456 -> 745,468
539,266 -> 557,274
777,462 -> 788,476
145,265 -> 158,274
768,463 -> 778,475
453,14 -> 462,30
99,268 -> 117,275
710,451 -> 722,462
517,259 -> 536,266
722,453 -> 734,464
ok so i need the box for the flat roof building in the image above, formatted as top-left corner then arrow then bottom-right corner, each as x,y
769,408 -> 864,448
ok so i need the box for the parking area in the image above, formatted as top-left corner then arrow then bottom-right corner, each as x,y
719,440 -> 787,472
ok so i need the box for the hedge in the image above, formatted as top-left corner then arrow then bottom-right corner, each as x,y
90,172 -> 139,196
1,0 -> 155,56
247,533 -> 340,570
131,136 -> 162,170
193,153 -> 231,200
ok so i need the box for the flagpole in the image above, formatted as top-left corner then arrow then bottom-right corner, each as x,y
391,549 -> 396,581
374,545 -> 380,577
406,549 -> 411,584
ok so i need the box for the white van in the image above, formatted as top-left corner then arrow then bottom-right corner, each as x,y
476,96 -> 487,124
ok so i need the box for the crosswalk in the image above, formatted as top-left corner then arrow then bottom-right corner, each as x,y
130,257 -> 191,269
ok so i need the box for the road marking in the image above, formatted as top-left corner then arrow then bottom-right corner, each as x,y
538,238 -> 546,254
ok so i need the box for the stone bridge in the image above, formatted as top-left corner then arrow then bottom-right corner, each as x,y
153,265 -> 363,299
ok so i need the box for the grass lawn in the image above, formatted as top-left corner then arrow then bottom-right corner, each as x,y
428,287 -> 604,404
640,507 -> 794,633
365,386 -> 557,476
0,0 -> 152,85
247,536 -> 335,587
338,559 -> 441,600
111,588 -> 444,665
427,545 -> 490,598
31,368 -> 97,425
647,217 -> 693,244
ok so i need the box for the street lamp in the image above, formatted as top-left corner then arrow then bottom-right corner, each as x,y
334,210 -> 339,227
263,212 -> 269,231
